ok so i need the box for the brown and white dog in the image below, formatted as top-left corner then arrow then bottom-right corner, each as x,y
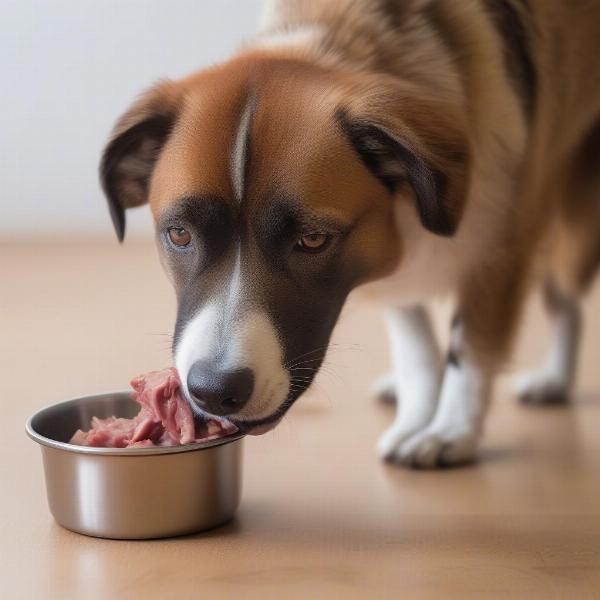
100,0 -> 600,467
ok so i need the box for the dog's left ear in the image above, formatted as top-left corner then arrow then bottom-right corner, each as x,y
336,99 -> 470,237
100,81 -> 182,241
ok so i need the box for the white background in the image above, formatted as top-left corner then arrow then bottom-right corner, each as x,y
0,0 -> 264,238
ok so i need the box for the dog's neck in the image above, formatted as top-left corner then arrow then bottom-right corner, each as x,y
250,0 -> 463,102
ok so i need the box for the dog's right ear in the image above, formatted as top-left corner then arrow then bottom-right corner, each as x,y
335,79 -> 470,237
100,81 -> 181,241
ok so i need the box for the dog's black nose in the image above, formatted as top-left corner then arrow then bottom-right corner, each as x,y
186,360 -> 254,416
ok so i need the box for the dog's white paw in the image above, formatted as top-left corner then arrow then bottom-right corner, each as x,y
371,372 -> 397,405
513,371 -> 569,405
386,426 -> 479,469
377,423 -> 417,459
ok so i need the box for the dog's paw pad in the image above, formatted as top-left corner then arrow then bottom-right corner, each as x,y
371,373 -> 397,405
392,428 -> 478,469
513,372 -> 569,406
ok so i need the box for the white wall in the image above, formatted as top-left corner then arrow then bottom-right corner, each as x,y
0,0 -> 264,238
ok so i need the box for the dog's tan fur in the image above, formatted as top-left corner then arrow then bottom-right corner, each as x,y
102,0 -> 600,466
251,0 -> 600,364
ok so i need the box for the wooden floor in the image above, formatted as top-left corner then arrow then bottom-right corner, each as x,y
2,239 -> 600,599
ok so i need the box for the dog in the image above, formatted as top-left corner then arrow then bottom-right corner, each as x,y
100,0 -> 600,467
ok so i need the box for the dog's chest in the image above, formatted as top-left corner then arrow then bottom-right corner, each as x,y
356,205 -> 465,306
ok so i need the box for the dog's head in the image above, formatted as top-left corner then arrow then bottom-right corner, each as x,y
100,54 -> 469,433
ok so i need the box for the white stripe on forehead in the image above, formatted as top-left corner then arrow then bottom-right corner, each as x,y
225,246 -> 243,315
230,98 -> 253,203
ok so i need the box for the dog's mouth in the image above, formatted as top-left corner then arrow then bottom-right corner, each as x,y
181,368 -> 314,436
183,386 -> 297,435
226,396 -> 295,435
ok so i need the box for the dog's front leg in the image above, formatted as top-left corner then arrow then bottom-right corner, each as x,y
391,259 -> 528,468
394,315 -> 492,468
377,305 -> 443,459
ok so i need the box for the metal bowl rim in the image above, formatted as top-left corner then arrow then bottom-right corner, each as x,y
25,390 -> 245,456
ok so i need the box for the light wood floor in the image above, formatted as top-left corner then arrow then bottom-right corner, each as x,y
2,239 -> 599,599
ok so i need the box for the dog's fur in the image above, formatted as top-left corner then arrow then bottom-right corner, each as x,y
101,0 -> 600,467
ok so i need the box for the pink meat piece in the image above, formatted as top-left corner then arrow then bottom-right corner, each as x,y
130,368 -> 196,444
70,416 -> 138,448
70,367 -> 238,448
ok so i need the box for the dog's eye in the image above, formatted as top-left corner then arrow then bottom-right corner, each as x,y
296,233 -> 330,253
167,227 -> 191,248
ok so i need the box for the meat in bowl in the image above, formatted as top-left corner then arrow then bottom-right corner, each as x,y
70,368 -> 238,448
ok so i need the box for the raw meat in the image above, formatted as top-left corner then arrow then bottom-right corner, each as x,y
70,368 -> 238,448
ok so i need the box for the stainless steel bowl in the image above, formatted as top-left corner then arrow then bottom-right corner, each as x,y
26,391 -> 244,539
